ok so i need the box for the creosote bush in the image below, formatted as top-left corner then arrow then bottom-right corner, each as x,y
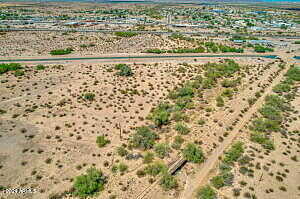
144,162 -> 167,176
197,185 -> 217,199
96,136 -> 110,148
174,122 -> 190,135
159,174 -> 178,190
223,142 -> 244,164
83,93 -> 95,101
50,48 -> 73,55
115,64 -> 133,77
182,143 -> 205,163
73,167 -> 106,198
131,126 -> 158,150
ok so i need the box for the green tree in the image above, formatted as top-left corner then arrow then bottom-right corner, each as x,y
73,167 -> 106,198
131,126 -> 158,150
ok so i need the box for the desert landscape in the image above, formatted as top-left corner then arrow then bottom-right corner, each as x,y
0,1 -> 299,199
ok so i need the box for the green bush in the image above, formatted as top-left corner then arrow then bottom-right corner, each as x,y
223,142 -> 244,164
222,89 -> 234,98
143,152 -> 154,164
131,126 -> 158,150
115,31 -> 138,37
172,111 -> 187,122
210,172 -> 234,189
115,64 -> 133,76
14,70 -> 24,77
116,146 -> 128,157
154,143 -> 170,159
294,40 -> 300,44
36,64 -> 46,70
265,95 -> 287,111
146,47 -> 206,54
216,96 -> 225,107
172,135 -> 184,150
144,162 -> 167,176
254,45 -> 273,53
285,66 -> 300,81
148,103 -> 172,127
204,60 -> 240,81
118,163 -> 128,172
221,79 -> 239,88
250,118 -> 280,133
182,143 -> 205,163
250,132 -> 275,150
50,48 -> 73,55
259,105 -> 282,122
174,122 -> 190,135
83,93 -> 95,101
273,83 -> 291,93
73,167 -> 106,198
0,63 -> 22,75
159,174 -> 178,190
197,185 -> 217,199
96,136 -> 110,148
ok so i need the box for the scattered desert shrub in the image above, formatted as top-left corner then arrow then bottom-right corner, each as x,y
147,103 -> 172,127
250,118 -> 280,133
96,136 -> 110,148
216,96 -> 225,107
222,88 -> 234,98
130,126 -> 158,150
73,167 -> 106,198
172,135 -> 184,150
223,142 -> 244,164
118,163 -> 128,172
0,109 -> 6,114
159,174 -> 178,190
210,172 -> 234,189
182,143 -> 205,163
116,146 -> 128,157
143,152 -> 154,164
221,78 -> 240,88
14,70 -> 24,77
172,111 -> 187,122
146,47 -> 206,54
50,48 -> 73,55
174,122 -> 190,135
115,31 -> 138,37
250,132 -> 275,150
36,64 -> 46,70
204,60 -> 240,84
259,105 -> 282,122
83,93 -> 95,101
197,185 -> 217,199
144,162 -> 167,176
154,143 -> 170,159
115,64 -> 133,76
273,83 -> 291,93
285,65 -> 300,81
254,45 -> 273,53
0,63 -> 22,75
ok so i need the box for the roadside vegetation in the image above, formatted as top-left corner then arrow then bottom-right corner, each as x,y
115,31 -> 138,37
50,48 -> 73,55
0,63 -> 22,75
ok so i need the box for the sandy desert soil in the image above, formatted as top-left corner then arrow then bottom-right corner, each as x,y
1,54 -> 299,199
